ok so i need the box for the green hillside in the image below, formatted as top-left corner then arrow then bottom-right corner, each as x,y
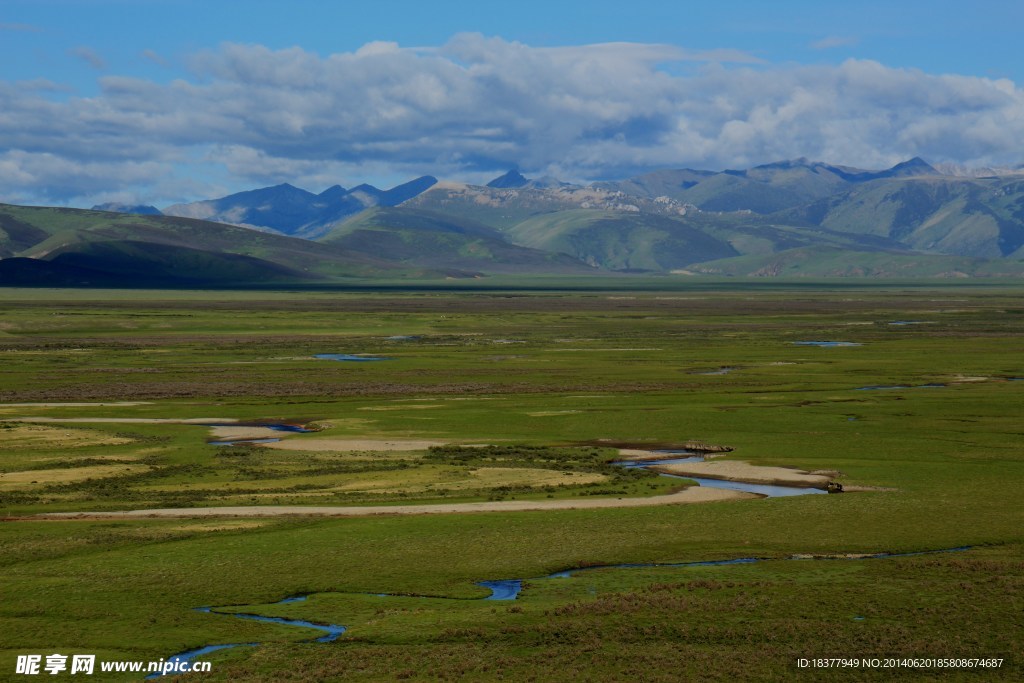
502,208 -> 912,271
507,210 -> 738,270
0,204 -> 433,285
779,177 -> 1024,258
402,173 -> 942,272
319,207 -> 594,273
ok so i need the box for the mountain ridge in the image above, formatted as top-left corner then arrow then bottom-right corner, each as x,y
10,156 -> 1021,284
162,176 -> 439,239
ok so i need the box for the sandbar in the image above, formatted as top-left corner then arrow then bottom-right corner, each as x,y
651,460 -> 830,488
21,486 -> 756,520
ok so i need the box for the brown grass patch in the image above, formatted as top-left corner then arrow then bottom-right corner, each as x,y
0,424 -> 134,450
0,464 -> 150,489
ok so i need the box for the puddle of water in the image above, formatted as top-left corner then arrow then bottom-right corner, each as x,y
315,354 -> 391,362
792,341 -> 862,347
888,321 -> 925,326
695,367 -> 735,376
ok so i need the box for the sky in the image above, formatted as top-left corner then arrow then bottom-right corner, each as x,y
2,0 -> 1024,208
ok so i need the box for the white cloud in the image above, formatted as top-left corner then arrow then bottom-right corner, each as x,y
0,150 -> 169,205
2,34 -> 1023,206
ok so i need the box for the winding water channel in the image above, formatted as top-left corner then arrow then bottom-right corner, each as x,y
147,440 -> 915,673
155,545 -> 970,676
616,455 -> 828,497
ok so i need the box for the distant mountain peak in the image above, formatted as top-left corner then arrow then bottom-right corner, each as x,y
885,157 -> 940,177
487,170 -> 529,188
526,175 -> 570,189
261,182 -> 312,195
241,183 -> 318,200
349,183 -> 384,197
162,175 -> 438,237
383,176 -> 438,206
318,185 -> 348,198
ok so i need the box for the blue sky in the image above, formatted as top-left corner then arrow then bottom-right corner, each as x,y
2,0 -> 1024,207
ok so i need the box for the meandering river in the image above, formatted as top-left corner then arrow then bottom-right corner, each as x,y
155,546 -> 970,675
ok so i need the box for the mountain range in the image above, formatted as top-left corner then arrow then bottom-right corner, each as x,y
160,176 -> 439,240
3,157 -> 1023,286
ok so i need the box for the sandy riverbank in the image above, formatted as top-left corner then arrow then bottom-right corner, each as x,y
16,486 -> 756,521
262,438 -> 452,452
651,460 -> 831,488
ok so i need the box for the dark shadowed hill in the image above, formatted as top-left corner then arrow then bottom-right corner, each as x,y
0,203 -> 448,286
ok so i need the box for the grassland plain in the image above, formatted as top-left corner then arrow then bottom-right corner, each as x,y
0,281 -> 1022,681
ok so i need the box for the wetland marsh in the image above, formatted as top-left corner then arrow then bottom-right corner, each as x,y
1,282 -> 1022,680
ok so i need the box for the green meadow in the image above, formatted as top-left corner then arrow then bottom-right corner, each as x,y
0,281 -> 1021,681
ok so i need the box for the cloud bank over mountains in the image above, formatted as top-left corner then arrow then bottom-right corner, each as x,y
2,33 -> 1023,206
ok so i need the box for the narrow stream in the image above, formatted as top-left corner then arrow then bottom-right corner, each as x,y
614,455 -> 828,497
156,545 -> 971,675
152,445 -> 933,672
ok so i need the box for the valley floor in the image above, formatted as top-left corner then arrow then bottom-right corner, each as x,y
1,282 -> 1021,680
